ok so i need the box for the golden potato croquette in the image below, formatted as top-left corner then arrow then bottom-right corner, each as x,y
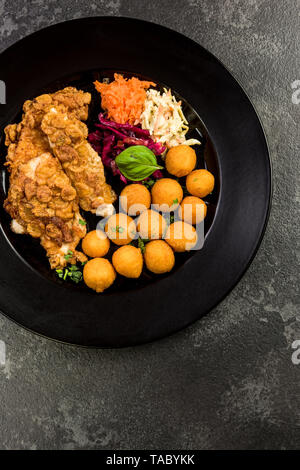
179,196 -> 207,225
136,209 -> 167,240
120,184 -> 151,216
82,230 -> 110,258
83,258 -> 116,293
144,240 -> 175,274
186,169 -> 215,198
151,178 -> 183,212
165,221 -> 198,252
112,245 -> 143,278
165,145 -> 197,177
105,213 -> 136,245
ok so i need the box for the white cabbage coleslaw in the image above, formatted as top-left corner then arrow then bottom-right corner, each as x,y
141,88 -> 201,149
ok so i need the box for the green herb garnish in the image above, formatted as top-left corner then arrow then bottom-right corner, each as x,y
79,219 -> 86,226
138,238 -> 149,254
172,198 -> 178,205
67,266 -> 83,283
142,178 -> 156,190
115,145 -> 163,181
64,250 -> 73,261
55,264 -> 83,284
112,225 -> 124,233
55,269 -> 64,279
70,266 -> 83,283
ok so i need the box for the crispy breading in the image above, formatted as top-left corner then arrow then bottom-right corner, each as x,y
41,108 -> 116,212
5,87 -> 91,170
3,86 -> 116,268
4,152 -> 87,269
3,87 -> 92,269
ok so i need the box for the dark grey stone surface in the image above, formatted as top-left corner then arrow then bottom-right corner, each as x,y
0,0 -> 299,450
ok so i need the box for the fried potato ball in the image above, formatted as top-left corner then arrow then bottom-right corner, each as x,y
179,196 -> 207,225
165,145 -> 197,177
105,213 -> 136,245
151,178 -> 183,212
136,209 -> 167,240
165,221 -> 198,252
82,230 -> 110,258
120,184 -> 151,216
186,169 -> 215,198
144,240 -> 175,274
83,258 -> 116,293
112,245 -> 143,278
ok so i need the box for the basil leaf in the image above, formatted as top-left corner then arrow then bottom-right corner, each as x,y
115,145 -> 163,181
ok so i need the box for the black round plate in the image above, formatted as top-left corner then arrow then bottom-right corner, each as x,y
0,17 -> 271,347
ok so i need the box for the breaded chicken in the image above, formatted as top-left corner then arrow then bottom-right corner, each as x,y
41,108 -> 116,214
3,86 -> 115,268
3,88 -> 92,268
5,87 -> 91,169
4,152 -> 87,269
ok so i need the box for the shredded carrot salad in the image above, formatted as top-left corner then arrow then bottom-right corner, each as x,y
94,74 -> 156,126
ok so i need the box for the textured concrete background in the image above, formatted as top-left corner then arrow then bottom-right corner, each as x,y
0,0 -> 299,450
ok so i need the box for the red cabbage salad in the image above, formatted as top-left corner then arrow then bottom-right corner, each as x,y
88,113 -> 165,184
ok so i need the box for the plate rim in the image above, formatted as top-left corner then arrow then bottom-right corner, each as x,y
0,16 -> 272,348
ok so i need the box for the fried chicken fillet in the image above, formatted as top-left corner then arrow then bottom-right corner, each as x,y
4,152 -> 87,269
41,107 -> 116,214
3,88 -> 92,268
5,87 -> 92,169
